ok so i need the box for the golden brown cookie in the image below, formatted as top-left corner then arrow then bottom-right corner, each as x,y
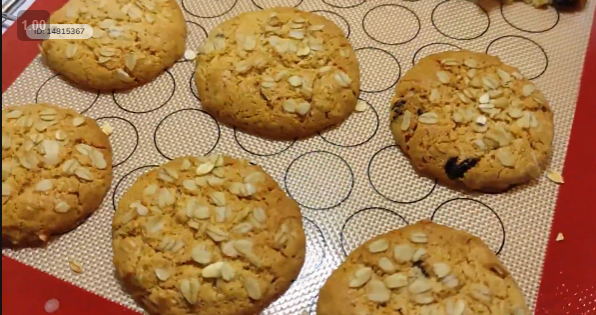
112,155 -> 306,315
42,0 -> 187,91
318,220 -> 531,315
2,104 -> 113,246
390,51 -> 554,192
195,7 -> 360,140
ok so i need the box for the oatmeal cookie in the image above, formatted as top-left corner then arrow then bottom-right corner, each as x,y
42,0 -> 186,91
390,51 -> 554,192
318,220 -> 531,315
112,155 -> 306,315
195,7 -> 360,140
2,103 -> 113,246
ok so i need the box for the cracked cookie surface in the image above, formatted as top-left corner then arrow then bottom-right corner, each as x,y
112,155 -> 306,315
42,0 -> 186,91
195,7 -> 360,140
317,220 -> 530,315
2,104 -> 113,246
390,51 -> 554,192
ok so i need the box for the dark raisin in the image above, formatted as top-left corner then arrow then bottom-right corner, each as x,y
552,0 -> 577,7
444,157 -> 480,180
391,99 -> 406,118
417,109 -> 424,116
413,260 -> 430,278
398,310 -> 404,315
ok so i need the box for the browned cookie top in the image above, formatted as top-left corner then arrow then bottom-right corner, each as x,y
390,51 -> 553,192
195,7 -> 360,140
2,103 -> 113,246
318,221 -> 530,315
42,0 -> 186,90
112,155 -> 306,315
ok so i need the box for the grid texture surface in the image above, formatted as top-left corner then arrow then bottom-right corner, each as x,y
2,0 -> 595,314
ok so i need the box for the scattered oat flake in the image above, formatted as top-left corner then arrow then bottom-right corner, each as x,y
44,299 -> 60,313
556,233 -> 564,242
101,123 -> 114,136
355,101 -> 367,112
69,259 -> 83,274
546,170 -> 564,184
184,49 -> 197,61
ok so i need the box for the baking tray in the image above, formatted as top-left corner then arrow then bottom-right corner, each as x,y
2,0 -> 595,314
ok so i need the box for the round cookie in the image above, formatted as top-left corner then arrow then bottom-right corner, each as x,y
112,155 -> 306,315
195,7 -> 360,140
317,220 -> 531,315
41,0 -> 187,91
2,104 -> 113,246
390,51 -> 554,192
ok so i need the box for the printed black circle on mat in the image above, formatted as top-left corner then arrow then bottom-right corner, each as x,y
363,4 -> 420,46
486,35 -> 548,80
112,165 -> 158,211
251,0 -> 303,9
368,145 -> 437,204
284,151 -> 354,210
431,0 -> 490,40
318,99 -> 379,148
234,128 -> 295,157
113,70 -> 175,114
356,47 -> 401,93
298,217 -> 327,279
36,75 -> 99,114
154,109 -> 220,160
322,0 -> 365,8
431,198 -> 505,255
95,117 -> 139,168
311,10 -> 351,38
501,2 -> 559,34
341,207 -> 409,256
182,22 -> 208,62
190,72 -> 200,101
168,61 -> 200,104
182,0 -> 237,18
412,42 -> 463,66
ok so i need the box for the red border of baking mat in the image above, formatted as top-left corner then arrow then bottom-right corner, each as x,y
2,1 -> 596,314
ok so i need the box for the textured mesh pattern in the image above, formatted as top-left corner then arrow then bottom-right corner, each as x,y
2,0 -> 595,314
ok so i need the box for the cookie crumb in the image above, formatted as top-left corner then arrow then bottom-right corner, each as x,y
355,101 -> 367,112
44,299 -> 60,313
556,233 -> 564,242
185,49 -> 197,61
69,259 -> 84,274
101,123 -> 114,136
546,170 -> 564,184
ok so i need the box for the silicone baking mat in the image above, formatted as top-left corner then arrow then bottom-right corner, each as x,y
2,0 -> 595,314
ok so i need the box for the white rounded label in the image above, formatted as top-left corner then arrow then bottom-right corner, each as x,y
26,24 -> 93,40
